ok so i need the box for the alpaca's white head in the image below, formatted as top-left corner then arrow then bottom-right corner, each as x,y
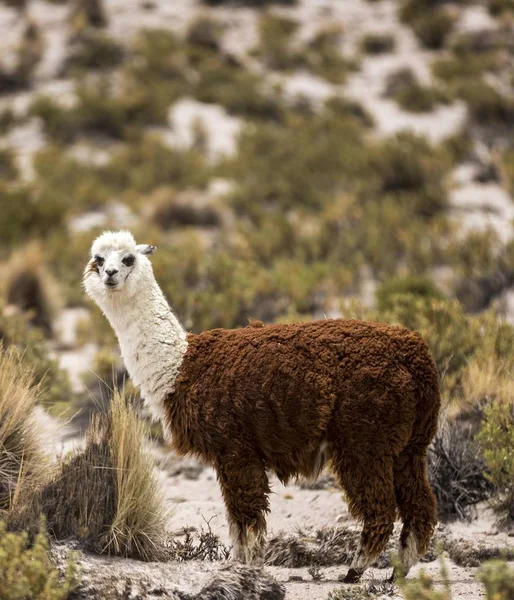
83,230 -> 156,303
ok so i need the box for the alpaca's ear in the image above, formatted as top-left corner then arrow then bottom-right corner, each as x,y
136,244 -> 156,256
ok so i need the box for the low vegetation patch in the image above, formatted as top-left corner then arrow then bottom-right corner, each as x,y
477,399 -> 514,529
0,520 -> 79,600
360,32 -> 395,54
384,68 -> 449,113
428,418 -> 492,522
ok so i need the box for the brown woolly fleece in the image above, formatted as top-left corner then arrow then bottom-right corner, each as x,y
164,318 -> 440,580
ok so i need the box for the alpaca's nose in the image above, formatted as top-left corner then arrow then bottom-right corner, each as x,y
105,268 -> 118,277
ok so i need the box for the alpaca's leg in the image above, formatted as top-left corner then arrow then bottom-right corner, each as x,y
392,450 -> 437,580
216,454 -> 270,565
333,453 -> 396,583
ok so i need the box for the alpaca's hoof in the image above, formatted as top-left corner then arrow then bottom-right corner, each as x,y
343,568 -> 363,584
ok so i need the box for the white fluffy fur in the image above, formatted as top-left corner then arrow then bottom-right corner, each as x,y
399,531 -> 419,574
84,231 -> 187,425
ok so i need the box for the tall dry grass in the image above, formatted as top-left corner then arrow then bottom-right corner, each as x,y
1,242 -> 62,338
43,390 -> 167,560
0,345 -> 51,516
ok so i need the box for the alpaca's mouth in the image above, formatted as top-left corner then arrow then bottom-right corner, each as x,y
105,281 -> 119,289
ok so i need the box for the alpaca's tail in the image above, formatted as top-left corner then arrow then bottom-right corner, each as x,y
393,331 -> 440,574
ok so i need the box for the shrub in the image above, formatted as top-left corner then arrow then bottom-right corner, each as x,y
30,97 -> 78,144
478,561 -> 514,599
477,400 -> 514,528
257,13 -> 299,70
0,346 -> 51,514
0,108 -> 17,134
102,135 -> 211,195
0,148 -> 18,180
224,107 -> 368,213
368,132 -> 450,218
458,80 -> 514,125
428,418 -> 492,521
0,303 -> 73,411
299,25 -> 356,84
397,557 -> 451,600
379,295 -> 480,395
384,67 -> 449,112
489,0 -> 514,17
143,187 -> 223,229
376,275 -> 443,312
42,390 -> 166,560
432,52 -> 502,84
186,15 -> 224,51
63,30 -> 124,73
400,1 -> 456,49
0,183 -> 66,250
502,149 -> 514,196
411,9 -> 455,49
70,0 -> 108,29
0,21 -> 44,92
0,520 -> 79,599
328,581 -> 395,599
3,242 -> 61,337
360,32 -> 395,54
193,55 -> 286,121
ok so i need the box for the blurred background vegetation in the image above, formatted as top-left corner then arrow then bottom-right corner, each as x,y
1,0 -> 514,534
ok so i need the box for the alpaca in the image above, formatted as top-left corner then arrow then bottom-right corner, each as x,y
84,230 -> 440,582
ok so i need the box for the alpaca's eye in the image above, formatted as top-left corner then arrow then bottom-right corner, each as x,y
94,255 -> 104,266
122,255 -> 135,267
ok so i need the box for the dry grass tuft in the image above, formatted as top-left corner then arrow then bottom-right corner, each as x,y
168,521 -> 231,562
428,416 -> 492,522
2,242 -> 62,338
43,390 -> 167,560
264,526 -> 390,568
0,345 -> 51,517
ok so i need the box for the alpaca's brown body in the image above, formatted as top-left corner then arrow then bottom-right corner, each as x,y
164,318 -> 440,576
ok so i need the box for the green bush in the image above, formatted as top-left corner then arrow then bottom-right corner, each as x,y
502,149 -> 514,196
33,146 -> 110,212
411,9 -> 455,49
400,1 -> 456,49
360,32 -> 395,54
257,13 -> 299,70
0,184 -> 66,251
0,520 -> 79,599
376,275 -> 443,312
397,557 -> 451,599
0,108 -> 17,134
63,30 -> 124,73
186,15 -> 225,51
477,400 -> 514,527
457,80 -> 514,125
0,148 -> 18,180
384,68 -> 449,112
0,299 -> 72,413
379,296 -> 481,395
368,132 -> 451,218
102,134 -> 211,195
223,106 -> 368,213
299,26 -> 357,84
478,561 -> 514,599
489,0 -> 514,16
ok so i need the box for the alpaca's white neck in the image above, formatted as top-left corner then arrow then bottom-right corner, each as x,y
99,278 -> 188,422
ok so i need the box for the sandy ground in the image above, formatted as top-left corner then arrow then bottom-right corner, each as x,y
154,449 -> 513,599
